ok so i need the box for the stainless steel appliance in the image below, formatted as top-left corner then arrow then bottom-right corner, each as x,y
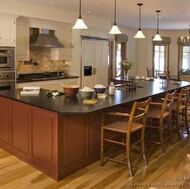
0,47 -> 15,91
0,70 -> 15,90
0,47 -> 15,69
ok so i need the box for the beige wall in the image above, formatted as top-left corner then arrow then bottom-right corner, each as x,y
136,29 -> 188,77
1,0 -> 188,78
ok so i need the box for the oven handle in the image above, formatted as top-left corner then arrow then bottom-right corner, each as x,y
0,79 -> 15,83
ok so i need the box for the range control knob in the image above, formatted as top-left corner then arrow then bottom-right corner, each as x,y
5,74 -> 9,78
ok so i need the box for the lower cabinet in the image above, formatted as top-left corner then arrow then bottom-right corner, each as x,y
0,97 -> 59,179
0,96 -> 102,180
0,97 -> 11,145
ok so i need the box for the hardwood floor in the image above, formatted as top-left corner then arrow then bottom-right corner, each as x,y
1,132 -> 190,188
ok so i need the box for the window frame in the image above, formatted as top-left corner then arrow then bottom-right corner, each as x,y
115,34 -> 128,77
152,37 -> 170,75
177,41 -> 190,73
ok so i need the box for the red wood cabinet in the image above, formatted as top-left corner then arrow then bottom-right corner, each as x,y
0,96 -> 102,180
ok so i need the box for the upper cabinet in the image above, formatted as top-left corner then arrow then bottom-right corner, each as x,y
0,16 -> 16,46
51,27 -> 72,61
16,17 -> 30,61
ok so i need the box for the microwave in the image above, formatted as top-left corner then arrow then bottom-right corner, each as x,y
0,47 -> 15,69
84,66 -> 92,76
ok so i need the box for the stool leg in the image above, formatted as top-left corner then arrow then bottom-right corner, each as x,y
141,128 -> 148,165
185,108 -> 190,135
159,121 -> 166,153
126,135 -> 134,177
168,115 -> 173,145
176,112 -> 182,140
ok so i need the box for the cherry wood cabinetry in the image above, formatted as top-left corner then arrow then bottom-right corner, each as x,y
0,97 -> 11,145
0,96 -> 102,180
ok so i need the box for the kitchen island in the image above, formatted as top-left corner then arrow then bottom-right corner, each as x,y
0,79 -> 189,180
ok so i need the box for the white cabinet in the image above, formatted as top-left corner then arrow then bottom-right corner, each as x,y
51,27 -> 72,60
82,39 -> 108,88
16,78 -> 79,91
0,17 -> 16,46
16,17 -> 30,61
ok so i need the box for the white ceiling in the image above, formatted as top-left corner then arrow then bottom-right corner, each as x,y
17,0 -> 190,30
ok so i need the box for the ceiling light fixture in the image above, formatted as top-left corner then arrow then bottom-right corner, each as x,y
134,3 -> 145,38
73,0 -> 88,29
153,10 -> 162,41
187,25 -> 190,41
180,25 -> 190,43
109,0 -> 121,34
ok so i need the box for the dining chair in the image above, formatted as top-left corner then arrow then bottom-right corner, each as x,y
171,87 -> 190,140
146,68 -> 155,77
146,91 -> 176,153
100,97 -> 151,177
156,70 -> 170,80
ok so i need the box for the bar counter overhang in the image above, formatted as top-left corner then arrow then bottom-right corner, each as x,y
0,79 -> 189,180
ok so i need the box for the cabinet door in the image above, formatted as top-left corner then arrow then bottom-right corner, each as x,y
51,27 -> 72,60
94,41 -> 108,87
16,21 -> 29,61
0,18 -> 16,46
82,39 -> 108,88
0,97 -> 11,145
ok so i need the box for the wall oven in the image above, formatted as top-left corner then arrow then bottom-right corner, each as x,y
0,71 -> 15,90
0,47 -> 15,69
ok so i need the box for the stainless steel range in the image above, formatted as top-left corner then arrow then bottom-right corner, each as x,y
0,47 -> 15,91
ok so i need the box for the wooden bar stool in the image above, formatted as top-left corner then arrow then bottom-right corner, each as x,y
146,91 -> 176,153
100,97 -> 151,177
171,87 -> 190,140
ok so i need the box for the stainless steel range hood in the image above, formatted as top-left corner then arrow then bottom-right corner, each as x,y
30,28 -> 64,48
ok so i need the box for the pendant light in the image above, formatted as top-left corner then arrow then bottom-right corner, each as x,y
73,0 -> 88,29
134,3 -> 145,38
153,10 -> 162,41
109,0 -> 121,34
187,25 -> 190,42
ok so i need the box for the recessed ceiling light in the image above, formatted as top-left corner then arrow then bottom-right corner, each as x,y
88,11 -> 91,14
50,2 -> 53,5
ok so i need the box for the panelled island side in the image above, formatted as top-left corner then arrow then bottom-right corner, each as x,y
0,79 -> 189,180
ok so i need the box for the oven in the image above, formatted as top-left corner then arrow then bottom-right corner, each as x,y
0,71 -> 15,91
0,47 -> 15,69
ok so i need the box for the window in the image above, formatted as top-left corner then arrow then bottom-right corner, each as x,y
181,46 -> 190,70
115,34 -> 128,77
152,37 -> 170,74
177,37 -> 190,72
154,45 -> 165,72
116,43 -> 122,76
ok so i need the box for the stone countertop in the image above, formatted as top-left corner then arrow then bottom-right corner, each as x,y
1,79 -> 189,115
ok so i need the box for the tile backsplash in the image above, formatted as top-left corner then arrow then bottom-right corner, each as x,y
16,47 -> 68,74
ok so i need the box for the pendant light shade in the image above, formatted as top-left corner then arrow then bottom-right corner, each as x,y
153,10 -> 162,41
109,0 -> 121,34
73,0 -> 88,29
134,3 -> 145,38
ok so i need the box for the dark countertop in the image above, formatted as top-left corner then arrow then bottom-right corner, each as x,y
1,79 -> 190,114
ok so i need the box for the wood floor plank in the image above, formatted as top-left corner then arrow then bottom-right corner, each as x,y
0,132 -> 190,188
